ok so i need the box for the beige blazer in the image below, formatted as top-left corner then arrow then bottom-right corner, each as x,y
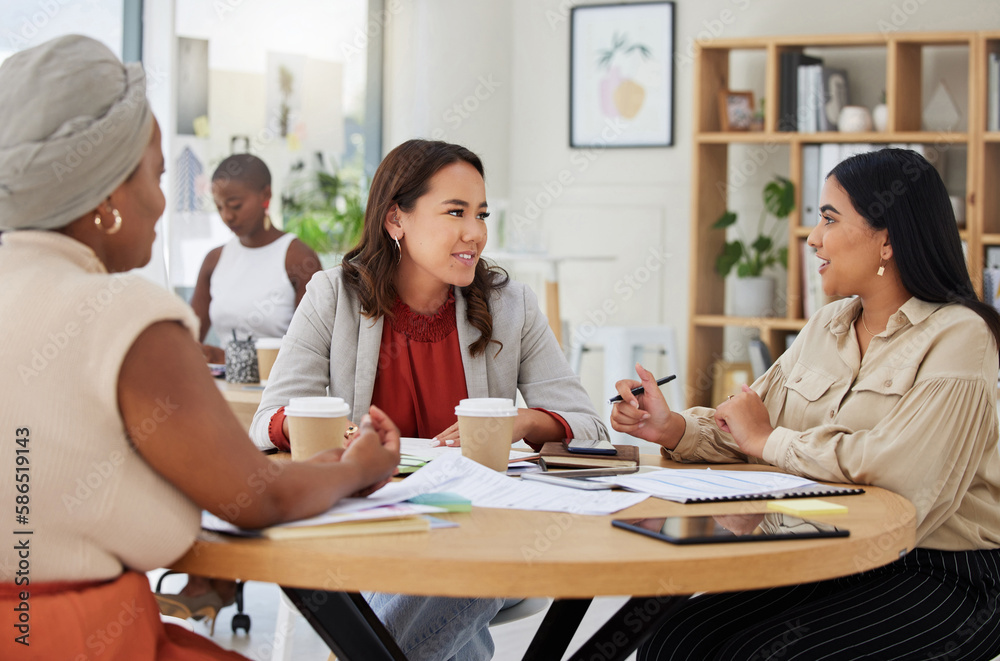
250,267 -> 608,448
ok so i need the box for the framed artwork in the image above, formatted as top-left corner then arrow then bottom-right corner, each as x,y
718,90 -> 755,131
570,2 -> 675,148
711,361 -> 754,405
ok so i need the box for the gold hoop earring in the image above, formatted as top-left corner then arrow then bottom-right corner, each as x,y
263,213 -> 272,231
94,209 -> 123,235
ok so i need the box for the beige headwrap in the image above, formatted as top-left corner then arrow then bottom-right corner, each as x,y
0,34 -> 153,231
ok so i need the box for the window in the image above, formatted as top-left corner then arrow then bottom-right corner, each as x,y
167,0 -> 382,308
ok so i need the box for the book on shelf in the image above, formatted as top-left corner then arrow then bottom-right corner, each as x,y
779,52 -> 822,131
797,63 -> 823,133
785,333 -> 798,351
801,241 -> 830,319
986,247 -> 1000,269
989,53 -> 999,132
984,268 -> 1000,315
747,339 -> 773,380
801,145 -> 821,227
539,442 -> 639,469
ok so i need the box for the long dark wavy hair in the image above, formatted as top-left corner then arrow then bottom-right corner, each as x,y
341,139 -> 509,356
830,148 -> 1000,351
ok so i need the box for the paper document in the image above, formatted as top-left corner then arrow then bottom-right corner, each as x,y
598,468 -> 818,503
400,437 -> 539,463
374,453 -> 647,515
201,502 -> 443,535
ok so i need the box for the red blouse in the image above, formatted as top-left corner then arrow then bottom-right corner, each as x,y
370,293 -> 468,438
268,292 -> 572,448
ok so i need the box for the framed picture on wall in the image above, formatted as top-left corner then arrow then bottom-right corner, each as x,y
570,2 -> 675,148
718,90 -> 755,131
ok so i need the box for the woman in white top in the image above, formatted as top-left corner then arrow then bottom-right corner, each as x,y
190,154 -> 320,363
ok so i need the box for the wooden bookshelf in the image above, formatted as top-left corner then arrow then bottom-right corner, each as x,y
686,31 -> 997,408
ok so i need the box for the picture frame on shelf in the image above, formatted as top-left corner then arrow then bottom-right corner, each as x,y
718,90 -> 755,131
711,361 -> 754,405
569,1 -> 676,148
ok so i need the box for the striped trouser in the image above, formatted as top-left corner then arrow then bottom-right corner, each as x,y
638,547 -> 1000,661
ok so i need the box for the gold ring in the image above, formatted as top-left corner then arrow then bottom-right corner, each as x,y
728,395 -> 733,400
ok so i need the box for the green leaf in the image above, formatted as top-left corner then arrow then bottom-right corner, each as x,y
712,210 -> 738,229
763,176 -> 795,219
715,241 -> 743,278
751,235 -> 773,254
778,246 -> 788,268
737,262 -> 755,278
626,44 -> 652,59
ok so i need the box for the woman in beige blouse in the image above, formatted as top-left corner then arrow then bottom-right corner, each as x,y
613,148 -> 1000,660
0,36 -> 399,660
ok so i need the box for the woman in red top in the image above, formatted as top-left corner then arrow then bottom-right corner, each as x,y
250,140 -> 607,660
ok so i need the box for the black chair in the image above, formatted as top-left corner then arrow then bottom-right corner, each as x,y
155,571 -> 251,634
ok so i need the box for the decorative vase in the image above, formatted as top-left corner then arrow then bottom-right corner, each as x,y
872,103 -> 889,132
837,106 -> 873,133
730,276 -> 775,318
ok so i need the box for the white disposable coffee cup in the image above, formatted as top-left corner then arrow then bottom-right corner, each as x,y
454,398 -> 518,472
285,397 -> 350,461
255,337 -> 282,384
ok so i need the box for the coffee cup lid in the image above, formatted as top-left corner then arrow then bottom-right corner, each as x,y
255,337 -> 283,350
454,397 -> 518,417
285,396 -> 350,418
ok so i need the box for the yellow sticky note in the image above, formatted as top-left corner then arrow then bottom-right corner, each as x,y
766,499 -> 848,516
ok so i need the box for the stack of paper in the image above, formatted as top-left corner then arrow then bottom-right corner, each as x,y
597,468 -> 820,503
375,453 -> 647,515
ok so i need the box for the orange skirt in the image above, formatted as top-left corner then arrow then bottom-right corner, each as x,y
0,571 -> 248,660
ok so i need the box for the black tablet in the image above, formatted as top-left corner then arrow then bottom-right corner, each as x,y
612,513 -> 848,545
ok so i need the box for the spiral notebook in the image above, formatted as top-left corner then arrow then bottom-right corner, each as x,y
597,468 -> 865,504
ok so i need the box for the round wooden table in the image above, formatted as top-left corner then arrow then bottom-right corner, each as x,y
170,458 -> 915,660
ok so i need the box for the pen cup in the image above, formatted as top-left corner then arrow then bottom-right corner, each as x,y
455,398 -> 518,471
285,397 -> 350,461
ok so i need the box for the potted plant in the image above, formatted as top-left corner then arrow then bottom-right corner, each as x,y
713,175 -> 794,317
282,153 -> 366,266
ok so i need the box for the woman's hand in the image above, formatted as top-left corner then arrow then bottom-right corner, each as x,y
200,343 -> 225,364
431,421 -> 461,447
341,420 -> 360,446
713,384 -> 773,458
610,364 -> 685,448
338,405 -> 401,493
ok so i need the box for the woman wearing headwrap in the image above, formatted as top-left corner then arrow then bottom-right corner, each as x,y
191,154 -> 321,364
0,35 -> 400,659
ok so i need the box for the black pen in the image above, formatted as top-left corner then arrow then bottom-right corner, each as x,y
608,374 -> 677,404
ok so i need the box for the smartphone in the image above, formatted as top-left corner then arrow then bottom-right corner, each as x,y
612,513 -> 848,545
521,473 -> 614,490
565,439 -> 618,455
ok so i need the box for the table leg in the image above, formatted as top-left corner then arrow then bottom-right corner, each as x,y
563,595 -> 688,661
281,588 -> 408,661
522,598 -> 592,660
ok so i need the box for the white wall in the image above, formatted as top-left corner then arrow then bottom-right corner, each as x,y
384,0 -> 1000,418
383,0 -> 512,198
